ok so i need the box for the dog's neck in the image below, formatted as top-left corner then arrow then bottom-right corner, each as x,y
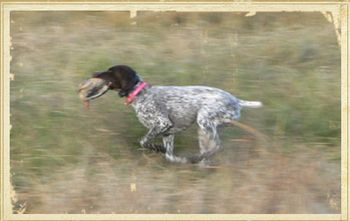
125,81 -> 149,105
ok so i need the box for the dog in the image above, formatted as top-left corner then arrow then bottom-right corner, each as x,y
78,65 -> 262,164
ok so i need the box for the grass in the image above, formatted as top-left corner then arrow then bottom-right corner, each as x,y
9,11 -> 341,214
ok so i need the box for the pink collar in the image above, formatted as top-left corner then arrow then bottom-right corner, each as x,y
125,82 -> 149,105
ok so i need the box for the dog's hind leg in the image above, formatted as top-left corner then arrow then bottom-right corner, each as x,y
190,111 -> 222,164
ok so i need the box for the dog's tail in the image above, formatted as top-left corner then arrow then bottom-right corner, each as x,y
239,99 -> 263,108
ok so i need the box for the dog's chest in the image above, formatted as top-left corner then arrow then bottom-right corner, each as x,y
131,97 -> 161,129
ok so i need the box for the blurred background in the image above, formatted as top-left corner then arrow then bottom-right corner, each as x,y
10,11 -> 340,214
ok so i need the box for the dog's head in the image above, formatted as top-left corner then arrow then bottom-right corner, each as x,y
78,65 -> 140,107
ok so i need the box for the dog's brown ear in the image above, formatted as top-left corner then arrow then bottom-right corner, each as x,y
108,65 -> 140,97
117,73 -> 140,97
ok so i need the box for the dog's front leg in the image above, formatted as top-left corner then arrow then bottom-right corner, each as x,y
139,124 -> 171,153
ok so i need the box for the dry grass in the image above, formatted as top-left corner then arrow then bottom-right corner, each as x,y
11,179 -> 26,214
15,142 -> 340,214
9,11 -> 340,214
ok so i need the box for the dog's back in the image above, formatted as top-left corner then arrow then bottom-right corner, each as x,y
132,85 -> 244,131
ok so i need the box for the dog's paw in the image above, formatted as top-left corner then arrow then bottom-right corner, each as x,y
188,155 -> 204,164
152,144 -> 166,153
143,143 -> 166,153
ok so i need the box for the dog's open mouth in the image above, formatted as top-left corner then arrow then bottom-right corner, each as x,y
78,78 -> 110,109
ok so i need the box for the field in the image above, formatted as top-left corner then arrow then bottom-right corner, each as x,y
10,11 -> 340,213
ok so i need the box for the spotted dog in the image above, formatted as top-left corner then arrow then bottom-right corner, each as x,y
78,65 -> 262,164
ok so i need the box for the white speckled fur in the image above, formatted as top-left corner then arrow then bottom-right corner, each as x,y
130,84 -> 261,164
